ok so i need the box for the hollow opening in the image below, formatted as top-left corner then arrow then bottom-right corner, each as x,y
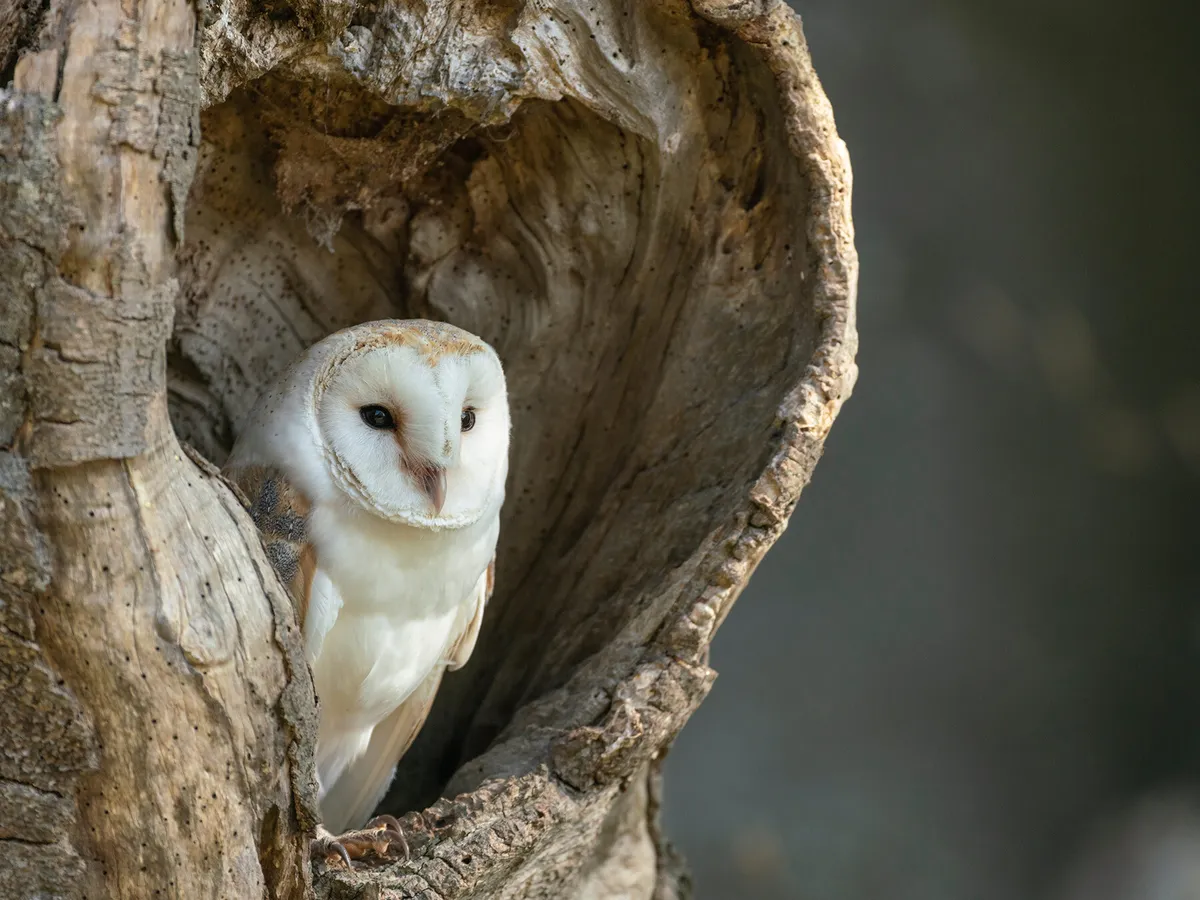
170,33 -> 815,808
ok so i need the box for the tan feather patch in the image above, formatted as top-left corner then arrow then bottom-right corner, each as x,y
348,320 -> 488,366
224,463 -> 315,626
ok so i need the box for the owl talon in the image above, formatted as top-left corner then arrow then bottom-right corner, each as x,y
312,817 -> 409,870
365,814 -> 410,860
311,827 -> 354,869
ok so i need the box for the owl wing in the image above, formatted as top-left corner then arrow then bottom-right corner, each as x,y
445,555 -> 495,670
318,666 -> 444,832
319,556 -> 496,831
224,463 -> 341,661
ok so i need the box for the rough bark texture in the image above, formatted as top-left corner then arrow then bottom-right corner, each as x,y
0,2 -> 317,898
0,0 -> 857,897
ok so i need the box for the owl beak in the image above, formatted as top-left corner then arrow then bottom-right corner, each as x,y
420,466 -> 447,515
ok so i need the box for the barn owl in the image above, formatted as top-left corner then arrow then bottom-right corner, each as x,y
222,319 -> 509,865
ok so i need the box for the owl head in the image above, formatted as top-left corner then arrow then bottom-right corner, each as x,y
310,320 -> 510,530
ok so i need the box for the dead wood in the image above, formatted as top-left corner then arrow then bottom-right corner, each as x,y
0,0 -> 857,896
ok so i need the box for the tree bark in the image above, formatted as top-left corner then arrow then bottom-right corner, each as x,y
0,0 -> 858,897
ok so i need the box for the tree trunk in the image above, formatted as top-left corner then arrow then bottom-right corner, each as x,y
0,0 -> 857,897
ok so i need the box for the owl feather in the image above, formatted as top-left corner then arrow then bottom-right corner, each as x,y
221,319 -> 509,848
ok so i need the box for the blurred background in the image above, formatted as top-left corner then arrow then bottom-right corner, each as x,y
664,2 -> 1200,898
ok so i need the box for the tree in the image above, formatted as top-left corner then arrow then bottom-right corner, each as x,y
0,0 -> 857,896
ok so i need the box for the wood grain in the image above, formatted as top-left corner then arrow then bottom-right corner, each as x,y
0,0 -> 857,896
0,1 -> 317,897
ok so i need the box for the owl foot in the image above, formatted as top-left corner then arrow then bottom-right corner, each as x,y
313,814 -> 409,869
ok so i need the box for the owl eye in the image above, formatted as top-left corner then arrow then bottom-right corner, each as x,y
460,408 -> 476,432
360,405 -> 396,430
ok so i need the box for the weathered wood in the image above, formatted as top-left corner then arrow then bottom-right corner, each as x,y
0,1 -> 317,897
0,0 -> 43,84
1,0 -> 857,896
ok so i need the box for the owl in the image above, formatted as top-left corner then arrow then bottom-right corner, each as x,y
223,319 -> 510,864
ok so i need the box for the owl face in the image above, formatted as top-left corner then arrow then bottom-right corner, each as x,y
313,322 -> 509,529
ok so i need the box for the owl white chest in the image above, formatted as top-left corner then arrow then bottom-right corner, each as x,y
306,503 -> 495,737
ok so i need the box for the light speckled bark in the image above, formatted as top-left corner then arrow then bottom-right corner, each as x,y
1,0 -> 857,897
0,1 -> 317,898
